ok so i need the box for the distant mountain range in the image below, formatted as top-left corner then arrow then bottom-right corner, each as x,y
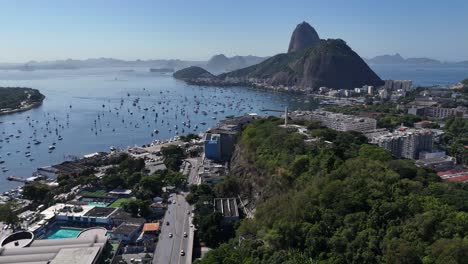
175,22 -> 384,90
0,58 -> 204,71
365,54 -> 443,64
0,55 -> 267,72
206,54 -> 267,73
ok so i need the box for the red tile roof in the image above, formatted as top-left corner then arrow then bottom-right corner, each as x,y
438,168 -> 468,177
143,223 -> 159,232
446,175 -> 468,182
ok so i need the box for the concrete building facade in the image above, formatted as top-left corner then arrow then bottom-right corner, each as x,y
372,128 -> 433,160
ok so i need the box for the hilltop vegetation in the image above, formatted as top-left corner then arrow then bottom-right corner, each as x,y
198,118 -> 468,264
0,87 -> 44,110
173,66 -> 214,80
441,117 -> 468,165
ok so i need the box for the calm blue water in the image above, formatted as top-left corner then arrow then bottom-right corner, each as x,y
0,68 -> 317,192
370,63 -> 468,86
0,64 -> 467,193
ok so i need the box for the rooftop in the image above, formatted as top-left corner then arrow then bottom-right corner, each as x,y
113,223 -> 142,235
50,247 -> 101,264
204,133 -> 220,142
0,228 -> 107,264
40,204 -> 97,220
143,223 -> 160,232
214,198 -> 239,218
109,188 -> 132,196
84,207 -> 117,218
109,209 -> 146,225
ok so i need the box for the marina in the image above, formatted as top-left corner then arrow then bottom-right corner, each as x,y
0,68 -> 318,192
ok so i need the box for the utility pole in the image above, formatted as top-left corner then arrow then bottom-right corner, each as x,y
284,106 -> 288,126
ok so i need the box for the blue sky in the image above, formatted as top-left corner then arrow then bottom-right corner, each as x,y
0,0 -> 467,62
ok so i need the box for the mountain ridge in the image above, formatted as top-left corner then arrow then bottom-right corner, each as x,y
175,22 -> 384,91
219,38 -> 383,90
206,54 -> 267,73
366,54 -> 442,64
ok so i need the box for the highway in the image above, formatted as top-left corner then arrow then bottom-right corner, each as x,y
153,193 -> 193,264
153,158 -> 200,264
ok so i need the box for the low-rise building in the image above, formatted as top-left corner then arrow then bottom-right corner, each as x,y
109,188 -> 132,198
290,110 -> 377,132
214,198 -> 239,225
408,106 -> 466,119
0,228 -> 108,264
437,168 -> 468,182
111,223 -> 142,243
204,133 -> 222,161
199,158 -> 229,185
142,223 -> 160,235
415,156 -> 456,172
38,204 -> 118,226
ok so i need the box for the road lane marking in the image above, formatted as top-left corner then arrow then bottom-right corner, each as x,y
177,199 -> 189,264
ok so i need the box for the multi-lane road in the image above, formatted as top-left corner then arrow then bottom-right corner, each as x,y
153,193 -> 193,264
153,158 -> 199,264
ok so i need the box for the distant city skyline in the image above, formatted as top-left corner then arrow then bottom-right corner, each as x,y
0,0 -> 467,62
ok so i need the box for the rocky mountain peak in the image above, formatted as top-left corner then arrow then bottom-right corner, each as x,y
287,21 -> 320,53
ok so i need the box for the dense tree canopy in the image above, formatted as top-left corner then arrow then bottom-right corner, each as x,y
441,117 -> 468,165
0,87 -> 44,109
22,183 -> 51,203
0,202 -> 20,227
197,119 -> 468,264
161,145 -> 186,171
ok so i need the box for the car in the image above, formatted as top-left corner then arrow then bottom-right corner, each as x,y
172,200 -> 176,204
187,211 -> 190,215
169,233 -> 173,238
183,232 -> 187,238
180,250 -> 185,256
166,221 -> 170,226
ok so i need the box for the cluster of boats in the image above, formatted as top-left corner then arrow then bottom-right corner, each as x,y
0,84 -> 312,178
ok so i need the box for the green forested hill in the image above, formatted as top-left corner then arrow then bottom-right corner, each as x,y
173,66 -> 214,80
197,119 -> 468,264
219,39 -> 384,90
0,87 -> 44,110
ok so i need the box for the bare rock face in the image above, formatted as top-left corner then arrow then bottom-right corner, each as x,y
287,22 -> 320,53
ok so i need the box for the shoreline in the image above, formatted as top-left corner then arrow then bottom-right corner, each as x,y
1,135 -> 184,195
0,100 -> 44,116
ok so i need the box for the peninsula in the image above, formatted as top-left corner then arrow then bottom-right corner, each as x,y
0,87 -> 45,115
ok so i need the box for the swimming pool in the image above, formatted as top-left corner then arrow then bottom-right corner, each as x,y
46,227 -> 82,239
87,202 -> 109,207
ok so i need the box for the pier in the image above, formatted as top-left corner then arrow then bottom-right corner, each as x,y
7,176 -> 28,183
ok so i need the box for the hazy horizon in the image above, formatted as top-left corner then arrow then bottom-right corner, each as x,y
0,0 -> 467,63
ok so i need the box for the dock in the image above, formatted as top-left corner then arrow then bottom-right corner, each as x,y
7,176 -> 28,183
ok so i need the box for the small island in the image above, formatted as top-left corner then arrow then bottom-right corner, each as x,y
149,68 -> 174,73
0,87 -> 45,115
